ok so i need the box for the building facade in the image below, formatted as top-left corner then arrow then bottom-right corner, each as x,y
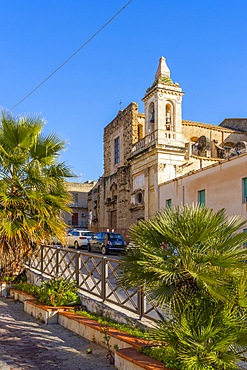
88,57 -> 247,238
159,152 -> 247,222
64,181 -> 96,229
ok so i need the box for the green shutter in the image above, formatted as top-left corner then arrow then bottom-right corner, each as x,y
243,178 -> 247,199
166,199 -> 171,208
198,190 -> 205,205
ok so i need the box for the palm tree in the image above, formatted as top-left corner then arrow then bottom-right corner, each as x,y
145,294 -> 247,370
120,204 -> 247,310
0,112 -> 74,277
120,205 -> 247,369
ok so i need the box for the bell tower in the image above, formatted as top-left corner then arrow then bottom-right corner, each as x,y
130,57 -> 187,222
142,57 -> 184,146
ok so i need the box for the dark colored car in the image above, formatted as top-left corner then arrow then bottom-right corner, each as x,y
88,232 -> 126,255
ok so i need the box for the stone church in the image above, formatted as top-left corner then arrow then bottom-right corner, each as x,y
88,57 -> 247,238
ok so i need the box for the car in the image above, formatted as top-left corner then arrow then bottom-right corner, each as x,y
66,229 -> 95,249
88,232 -> 126,255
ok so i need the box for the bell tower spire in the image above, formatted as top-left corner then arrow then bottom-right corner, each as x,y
155,56 -> 171,80
142,56 -> 184,143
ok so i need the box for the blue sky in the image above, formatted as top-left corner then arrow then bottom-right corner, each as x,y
1,0 -> 247,181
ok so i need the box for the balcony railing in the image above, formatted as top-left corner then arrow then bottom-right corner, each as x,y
70,202 -> 87,208
131,129 -> 177,156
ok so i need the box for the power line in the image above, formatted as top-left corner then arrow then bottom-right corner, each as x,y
11,0 -> 134,110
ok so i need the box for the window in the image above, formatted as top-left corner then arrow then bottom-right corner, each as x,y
148,102 -> 155,132
136,192 -> 143,204
114,137 -> 120,165
166,199 -> 171,208
137,124 -> 143,141
198,189 -> 205,205
242,178 -> 247,203
72,192 -> 78,204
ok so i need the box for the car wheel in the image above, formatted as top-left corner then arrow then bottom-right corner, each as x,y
101,245 -> 107,255
74,241 -> 79,250
87,244 -> 91,252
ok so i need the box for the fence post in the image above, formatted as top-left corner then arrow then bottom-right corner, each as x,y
55,248 -> 59,278
137,288 -> 144,320
41,245 -> 44,275
75,252 -> 79,287
101,257 -> 107,302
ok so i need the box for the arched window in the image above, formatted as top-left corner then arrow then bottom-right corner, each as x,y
148,102 -> 155,133
165,103 -> 174,131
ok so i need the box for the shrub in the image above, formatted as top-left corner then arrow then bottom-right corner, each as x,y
15,278 -> 81,307
14,281 -> 40,298
75,310 -> 150,339
37,278 -> 81,307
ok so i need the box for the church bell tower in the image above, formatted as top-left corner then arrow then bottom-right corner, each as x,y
142,56 -> 184,146
130,57 -> 187,221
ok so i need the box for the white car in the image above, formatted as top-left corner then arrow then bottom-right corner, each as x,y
66,229 -> 95,249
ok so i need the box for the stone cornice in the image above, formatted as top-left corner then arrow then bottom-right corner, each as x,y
143,85 -> 184,102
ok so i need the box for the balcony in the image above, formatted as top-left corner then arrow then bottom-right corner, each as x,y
131,129 -> 178,157
69,202 -> 87,208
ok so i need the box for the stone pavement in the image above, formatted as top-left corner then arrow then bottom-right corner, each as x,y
0,297 -> 115,370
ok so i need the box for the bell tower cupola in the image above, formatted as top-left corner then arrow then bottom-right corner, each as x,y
142,57 -> 184,146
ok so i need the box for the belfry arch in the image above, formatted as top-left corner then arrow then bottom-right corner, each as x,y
165,101 -> 174,131
148,102 -> 155,133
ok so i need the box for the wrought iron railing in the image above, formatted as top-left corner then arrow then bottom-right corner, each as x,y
28,245 -> 164,321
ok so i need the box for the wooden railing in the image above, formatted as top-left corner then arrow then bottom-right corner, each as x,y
27,245 -> 164,321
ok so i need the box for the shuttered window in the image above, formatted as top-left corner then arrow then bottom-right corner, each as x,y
198,189 -> 205,205
243,178 -> 247,203
166,199 -> 172,208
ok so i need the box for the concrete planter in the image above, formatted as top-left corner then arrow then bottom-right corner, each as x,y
24,299 -> 76,324
115,347 -> 169,370
58,311 -> 169,370
10,288 -> 34,303
58,311 -> 151,351
0,281 -> 13,297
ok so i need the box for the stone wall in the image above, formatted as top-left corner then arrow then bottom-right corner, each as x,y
89,103 -> 143,233
103,102 -> 142,177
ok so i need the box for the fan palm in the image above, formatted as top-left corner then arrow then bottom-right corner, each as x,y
120,204 -> 247,311
120,205 -> 247,369
145,293 -> 247,370
0,112 -> 74,277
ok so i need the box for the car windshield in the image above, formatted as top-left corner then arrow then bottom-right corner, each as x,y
83,232 -> 94,236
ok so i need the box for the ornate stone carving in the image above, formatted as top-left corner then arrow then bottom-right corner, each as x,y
174,164 -> 183,174
158,163 -> 166,171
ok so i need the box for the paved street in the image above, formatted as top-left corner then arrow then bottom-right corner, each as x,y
0,297 -> 115,370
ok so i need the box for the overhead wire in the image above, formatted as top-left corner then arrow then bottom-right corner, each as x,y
11,0 -> 134,110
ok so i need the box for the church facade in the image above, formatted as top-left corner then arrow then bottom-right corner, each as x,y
88,57 -> 247,239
